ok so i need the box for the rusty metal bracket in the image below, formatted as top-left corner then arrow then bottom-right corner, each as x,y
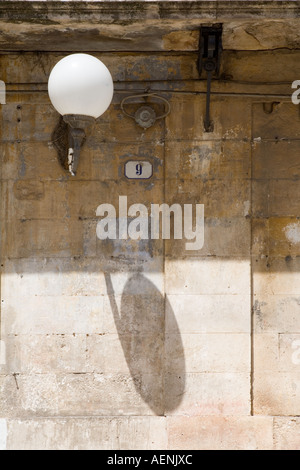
198,25 -> 222,132
63,115 -> 95,176
51,114 -> 95,176
120,93 -> 170,129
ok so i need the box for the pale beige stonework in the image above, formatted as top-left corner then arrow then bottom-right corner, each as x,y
274,418 -> 300,450
3,417 -> 168,451
167,416 -> 273,450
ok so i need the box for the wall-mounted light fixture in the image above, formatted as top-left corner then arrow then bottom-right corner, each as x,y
48,53 -> 114,176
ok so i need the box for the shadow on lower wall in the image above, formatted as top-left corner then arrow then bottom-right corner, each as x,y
105,272 -> 185,416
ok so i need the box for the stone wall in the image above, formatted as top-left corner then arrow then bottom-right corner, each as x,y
0,0 -> 300,450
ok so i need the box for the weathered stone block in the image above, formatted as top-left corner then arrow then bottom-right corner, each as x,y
103,270 -> 165,297
274,417 -> 300,450
0,52 -> 199,83
166,294 -> 250,334
165,259 -> 250,295
2,417 -> 167,450
1,334 -> 88,374
165,372 -> 250,415
252,218 -> 300,257
279,334 -> 300,372
254,371 -> 300,415
3,218 -> 83,258
253,333 -> 279,372
0,141 -> 164,182
0,372 -> 162,417
87,332 -> 166,376
167,416 -> 273,450
166,178 -> 250,218
268,179 -> 300,217
253,141 -> 300,180
254,293 -> 300,333
223,50 -> 300,84
251,180 -> 269,218
252,102 -> 300,140
165,95 -> 252,141
165,140 -> 250,180
3,178 -> 164,222
0,102 -> 58,143
253,177 -> 300,219
83,141 -> 164,181
269,217 -> 300,256
165,217 -> 250,258
91,102 -> 165,144
13,180 -> 45,201
2,294 -> 104,335
165,333 -> 250,373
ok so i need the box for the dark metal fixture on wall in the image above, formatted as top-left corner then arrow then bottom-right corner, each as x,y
198,24 -> 222,132
120,93 -> 171,129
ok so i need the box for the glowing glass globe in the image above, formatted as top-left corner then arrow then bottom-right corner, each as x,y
48,53 -> 114,119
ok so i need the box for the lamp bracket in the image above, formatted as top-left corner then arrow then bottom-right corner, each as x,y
198,25 -> 222,132
120,93 -> 170,129
51,114 -> 95,176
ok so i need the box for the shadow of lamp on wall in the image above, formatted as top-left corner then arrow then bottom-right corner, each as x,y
105,272 -> 185,415
48,53 -> 114,176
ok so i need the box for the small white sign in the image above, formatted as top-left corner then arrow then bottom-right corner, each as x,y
125,161 -> 153,180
